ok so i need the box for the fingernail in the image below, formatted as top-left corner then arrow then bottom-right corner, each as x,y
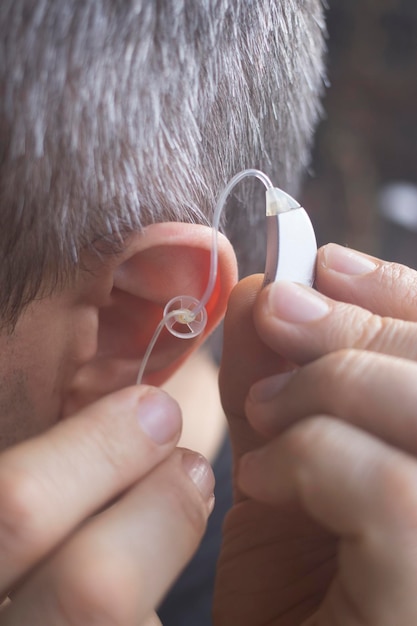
137,389 -> 181,445
183,451 -> 215,502
249,371 -> 295,403
323,244 -> 377,275
267,281 -> 329,323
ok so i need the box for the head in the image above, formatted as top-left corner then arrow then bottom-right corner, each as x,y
0,0 -> 326,449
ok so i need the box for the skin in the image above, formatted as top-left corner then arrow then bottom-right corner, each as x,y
0,386 -> 214,625
0,262 -> 111,451
0,229 -> 229,625
2,238 -> 417,624
214,243 -> 417,625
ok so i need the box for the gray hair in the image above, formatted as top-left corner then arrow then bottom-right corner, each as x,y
0,0 -> 326,326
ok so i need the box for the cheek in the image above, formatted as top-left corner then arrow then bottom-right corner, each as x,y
0,356 -> 72,451
23,308 -> 98,420
24,344 -> 67,419
0,336 -> 70,448
0,306 -> 99,448
0,368 -> 49,451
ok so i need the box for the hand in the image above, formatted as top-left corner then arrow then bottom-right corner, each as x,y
0,386 -> 214,625
214,244 -> 417,625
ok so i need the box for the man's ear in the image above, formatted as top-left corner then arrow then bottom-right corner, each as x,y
64,222 -> 237,413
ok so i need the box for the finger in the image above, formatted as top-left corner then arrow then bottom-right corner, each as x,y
142,614 -> 163,626
140,613 -> 162,626
253,279 -> 417,365
238,417 -> 417,623
0,385 -> 181,595
219,275 -> 290,461
316,243 -> 417,321
4,449 -> 214,626
239,416 -> 417,534
246,350 -> 417,456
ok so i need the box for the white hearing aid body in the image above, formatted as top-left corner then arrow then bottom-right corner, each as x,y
136,169 -> 317,383
264,187 -> 317,287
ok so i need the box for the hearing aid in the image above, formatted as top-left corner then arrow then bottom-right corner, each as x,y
136,169 -> 317,383
263,186 -> 316,287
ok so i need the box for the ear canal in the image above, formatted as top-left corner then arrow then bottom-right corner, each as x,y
163,295 -> 208,339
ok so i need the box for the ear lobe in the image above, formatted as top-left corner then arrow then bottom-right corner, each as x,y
64,223 -> 237,413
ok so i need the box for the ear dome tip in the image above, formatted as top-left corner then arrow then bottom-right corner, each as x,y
163,295 -> 207,339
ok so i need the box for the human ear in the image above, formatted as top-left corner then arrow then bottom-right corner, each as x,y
64,222 -> 237,413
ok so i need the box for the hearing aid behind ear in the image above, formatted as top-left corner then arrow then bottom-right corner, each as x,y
263,187 -> 316,287
136,169 -> 317,383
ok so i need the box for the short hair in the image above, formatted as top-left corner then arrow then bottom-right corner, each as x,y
0,0 -> 326,327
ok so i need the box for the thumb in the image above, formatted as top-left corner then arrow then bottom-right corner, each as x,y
219,275 -> 289,464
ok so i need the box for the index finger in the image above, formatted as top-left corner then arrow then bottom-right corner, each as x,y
247,350 -> 417,456
317,243 -> 417,321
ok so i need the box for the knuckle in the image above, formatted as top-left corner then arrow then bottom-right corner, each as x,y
55,553 -> 138,625
380,262 -> 417,312
281,416 -> 334,501
291,352 -> 355,411
334,347 -> 376,375
351,312 -> 385,351
283,415 -> 330,462
364,315 -> 416,358
0,466 -> 50,560
332,302 -> 390,354
89,429 -> 126,476
82,421 -> 138,486
318,348 -> 364,384
378,460 -> 417,528
315,349 -> 383,413
354,312 -> 398,354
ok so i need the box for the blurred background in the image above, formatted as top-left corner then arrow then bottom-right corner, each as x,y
301,0 -> 417,268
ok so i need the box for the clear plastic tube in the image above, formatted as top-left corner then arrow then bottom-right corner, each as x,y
136,311 -> 179,385
193,168 -> 273,315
